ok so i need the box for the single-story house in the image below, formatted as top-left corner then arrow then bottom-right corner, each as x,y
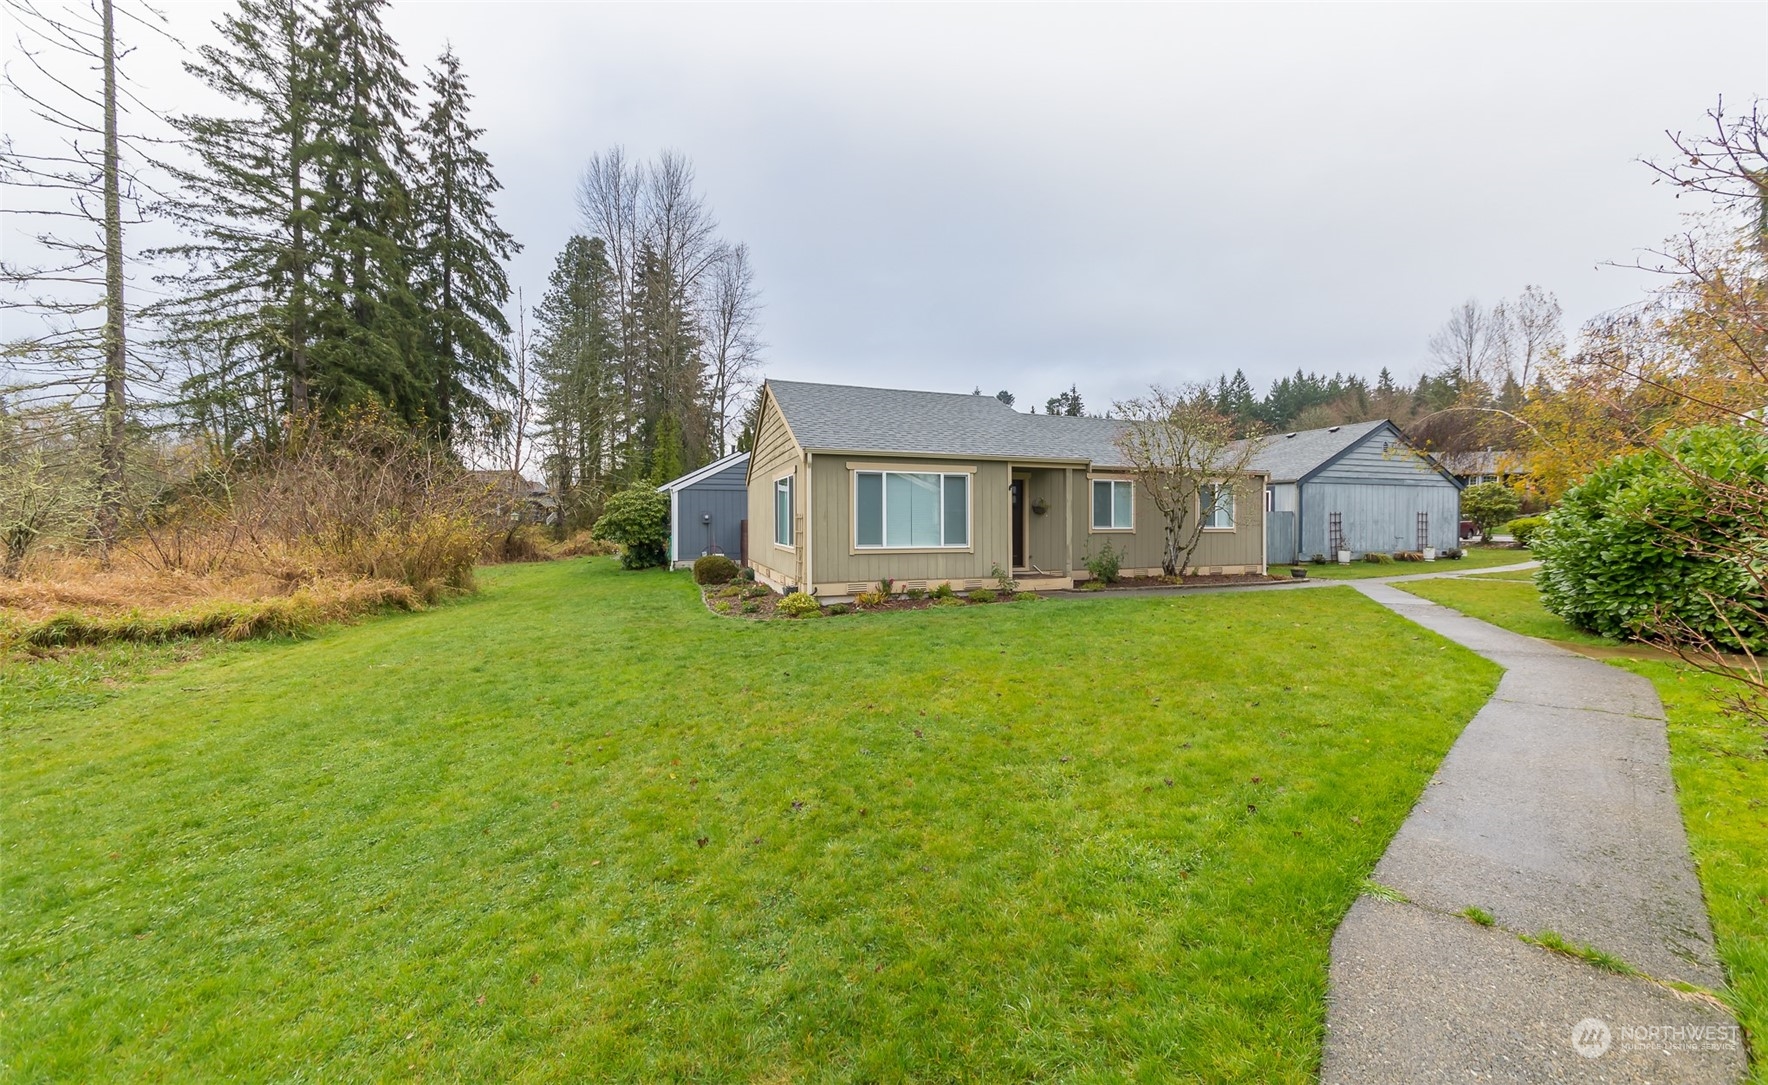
1251,419 -> 1463,563
745,379 -> 1268,600
659,451 -> 750,569
1437,448 -> 1531,488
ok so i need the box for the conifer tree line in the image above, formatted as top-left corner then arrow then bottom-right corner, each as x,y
156,0 -> 518,449
528,149 -> 763,530
2,0 -> 770,550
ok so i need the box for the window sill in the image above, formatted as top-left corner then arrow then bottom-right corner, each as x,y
774,543 -> 796,552
1089,526 -> 1135,534
849,546 -> 975,555
1202,526 -> 1237,533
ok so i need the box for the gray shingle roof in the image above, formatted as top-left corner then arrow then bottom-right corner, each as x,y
1247,419 -> 1390,483
767,379 -> 1122,463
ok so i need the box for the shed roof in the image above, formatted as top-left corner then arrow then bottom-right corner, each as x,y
1247,419 -> 1391,483
658,451 -> 750,492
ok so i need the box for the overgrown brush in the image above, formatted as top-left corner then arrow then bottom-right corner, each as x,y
119,407 -> 496,600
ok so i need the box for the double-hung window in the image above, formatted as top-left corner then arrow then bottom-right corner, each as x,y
854,470 -> 969,548
1201,482 -> 1235,529
774,473 -> 794,547
1091,479 -> 1134,530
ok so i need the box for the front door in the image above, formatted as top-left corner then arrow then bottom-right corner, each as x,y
1010,479 -> 1026,568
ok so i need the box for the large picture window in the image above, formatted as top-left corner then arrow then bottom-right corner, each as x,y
774,473 -> 794,547
1202,482 -> 1235,529
854,471 -> 969,548
1091,479 -> 1134,530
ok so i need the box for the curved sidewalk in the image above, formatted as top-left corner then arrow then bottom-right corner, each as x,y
1322,582 -> 1746,1084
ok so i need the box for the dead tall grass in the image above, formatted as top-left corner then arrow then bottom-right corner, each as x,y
2,409 -> 501,655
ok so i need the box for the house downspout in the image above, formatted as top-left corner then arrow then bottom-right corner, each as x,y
803,451 -> 813,595
1063,468 -> 1073,578
1259,473 -> 1268,573
670,487 -> 679,566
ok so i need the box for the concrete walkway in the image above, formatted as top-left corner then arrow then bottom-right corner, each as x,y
1321,582 -> 1746,1083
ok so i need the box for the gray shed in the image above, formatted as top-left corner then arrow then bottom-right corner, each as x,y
659,452 -> 750,569
1251,420 -> 1463,564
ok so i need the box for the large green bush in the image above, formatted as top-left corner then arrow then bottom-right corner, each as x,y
1461,482 -> 1522,542
590,487 -> 670,569
1535,427 -> 1767,652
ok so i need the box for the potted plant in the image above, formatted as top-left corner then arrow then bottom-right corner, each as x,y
1336,549 -> 1352,564
1422,547 -> 1436,561
1290,565 -> 1308,579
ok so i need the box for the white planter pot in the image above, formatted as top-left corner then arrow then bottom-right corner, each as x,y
1336,550 -> 1352,565
1422,547 -> 1436,562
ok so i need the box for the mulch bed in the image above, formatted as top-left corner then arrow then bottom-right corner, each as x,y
698,570 -> 1293,620
1082,573 -> 1291,591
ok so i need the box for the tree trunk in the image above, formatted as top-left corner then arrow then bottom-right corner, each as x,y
96,0 -> 126,559
288,35 -> 309,416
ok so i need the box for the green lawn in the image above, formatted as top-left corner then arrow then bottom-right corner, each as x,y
1297,545 -> 1530,580
3,562 -> 1498,1082
1392,575 -> 1613,646
1390,575 -> 1766,1075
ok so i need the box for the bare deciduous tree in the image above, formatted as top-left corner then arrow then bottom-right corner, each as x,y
702,242 -> 763,455
1512,284 -> 1564,391
1,0 -> 170,554
1112,384 -> 1263,578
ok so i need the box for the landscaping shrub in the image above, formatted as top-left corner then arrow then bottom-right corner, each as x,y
776,591 -> 822,618
1505,516 -> 1547,548
1362,551 -> 1395,564
826,603 -> 853,615
693,554 -> 738,585
484,525 -> 547,564
1085,541 -> 1121,584
740,601 -> 759,614
967,588 -> 998,603
1462,482 -> 1523,542
931,581 -> 957,599
990,563 -> 1017,594
591,487 -> 670,569
904,587 -> 927,600
1535,426 -> 1768,652
715,584 -> 744,599
931,595 -> 966,607
854,589 -> 888,608
742,584 -> 770,599
1394,551 -> 1424,562
1016,590 -> 1040,601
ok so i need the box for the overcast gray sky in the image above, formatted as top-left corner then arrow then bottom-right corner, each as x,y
9,2 -> 1767,409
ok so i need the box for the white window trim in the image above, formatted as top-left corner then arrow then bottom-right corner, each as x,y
1090,477 -> 1136,532
774,471 -> 795,551
1201,481 -> 1236,532
850,468 -> 973,552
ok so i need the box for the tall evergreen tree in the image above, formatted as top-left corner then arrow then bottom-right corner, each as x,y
412,46 -> 518,445
532,235 -> 617,527
160,0 -> 325,429
307,0 -> 425,422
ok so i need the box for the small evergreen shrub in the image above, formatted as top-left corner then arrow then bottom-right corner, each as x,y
826,603 -> 853,615
1505,516 -> 1547,548
693,554 -> 738,585
904,587 -> 927,600
931,581 -> 956,599
740,601 -> 760,614
931,595 -> 966,607
967,588 -> 998,603
1535,426 -> 1767,652
1016,590 -> 1041,601
742,584 -> 770,599
777,591 -> 822,618
1085,541 -> 1121,584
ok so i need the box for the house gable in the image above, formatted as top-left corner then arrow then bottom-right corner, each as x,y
1303,422 -> 1463,490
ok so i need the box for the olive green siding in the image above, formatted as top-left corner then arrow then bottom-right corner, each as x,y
1069,472 -> 1267,575
744,391 -> 805,591
810,456 -> 1013,591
